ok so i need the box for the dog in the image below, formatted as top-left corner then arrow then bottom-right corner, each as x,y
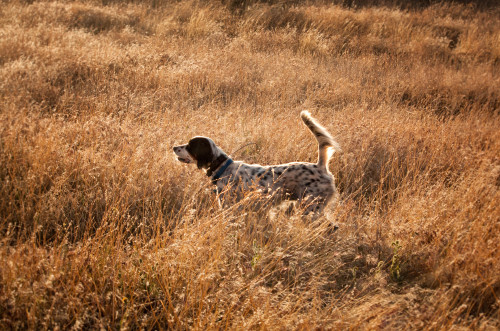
173,111 -> 341,215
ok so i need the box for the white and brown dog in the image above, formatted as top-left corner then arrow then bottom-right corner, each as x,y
173,111 -> 341,215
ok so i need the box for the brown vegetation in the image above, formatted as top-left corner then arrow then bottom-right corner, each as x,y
1,0 -> 499,329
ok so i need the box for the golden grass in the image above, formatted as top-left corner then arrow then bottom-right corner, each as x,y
1,0 -> 499,329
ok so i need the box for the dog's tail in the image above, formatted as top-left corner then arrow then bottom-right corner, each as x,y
300,110 -> 341,169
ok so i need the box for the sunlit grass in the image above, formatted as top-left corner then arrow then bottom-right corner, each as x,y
0,0 -> 499,329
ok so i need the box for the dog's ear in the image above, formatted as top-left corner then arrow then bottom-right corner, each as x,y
186,137 -> 214,169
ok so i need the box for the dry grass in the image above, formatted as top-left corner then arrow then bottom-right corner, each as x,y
1,0 -> 499,329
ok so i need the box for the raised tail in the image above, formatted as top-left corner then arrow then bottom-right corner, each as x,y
300,110 -> 341,169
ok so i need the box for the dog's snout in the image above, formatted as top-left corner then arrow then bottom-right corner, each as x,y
173,146 -> 180,152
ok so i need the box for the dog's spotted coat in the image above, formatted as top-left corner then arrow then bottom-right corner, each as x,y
173,111 -> 341,214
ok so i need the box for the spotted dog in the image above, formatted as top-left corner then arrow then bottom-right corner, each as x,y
173,111 -> 341,215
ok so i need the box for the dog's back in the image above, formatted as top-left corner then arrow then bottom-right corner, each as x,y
228,112 -> 340,213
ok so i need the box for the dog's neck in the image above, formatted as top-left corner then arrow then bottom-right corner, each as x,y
206,154 -> 229,177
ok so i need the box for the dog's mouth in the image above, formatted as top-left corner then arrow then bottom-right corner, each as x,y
177,157 -> 191,164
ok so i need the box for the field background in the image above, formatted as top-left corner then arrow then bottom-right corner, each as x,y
1,0 -> 499,329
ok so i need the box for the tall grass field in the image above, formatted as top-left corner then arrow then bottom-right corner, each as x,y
1,0 -> 499,329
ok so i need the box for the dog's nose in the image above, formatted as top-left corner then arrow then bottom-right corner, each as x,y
173,146 -> 178,152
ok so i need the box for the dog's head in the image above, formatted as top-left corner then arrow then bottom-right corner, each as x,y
173,136 -> 223,169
